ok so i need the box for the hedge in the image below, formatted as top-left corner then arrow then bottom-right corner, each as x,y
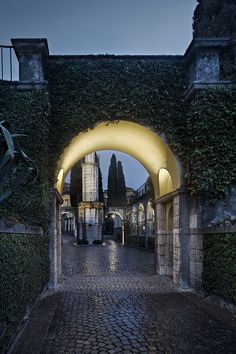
203,233 -> 236,304
0,233 -> 49,352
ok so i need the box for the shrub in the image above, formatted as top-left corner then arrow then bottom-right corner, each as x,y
203,233 -> 236,304
93,240 -> 102,245
77,239 -> 89,245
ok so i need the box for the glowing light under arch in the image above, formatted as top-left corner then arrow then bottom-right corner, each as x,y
56,120 -> 180,198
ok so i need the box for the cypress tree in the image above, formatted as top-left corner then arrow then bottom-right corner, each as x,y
69,159 -> 83,207
98,166 -> 104,203
107,154 -> 118,206
95,153 -> 104,203
193,0 -> 236,38
117,161 -> 126,206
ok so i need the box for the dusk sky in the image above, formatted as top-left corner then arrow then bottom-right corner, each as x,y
1,0 -> 197,189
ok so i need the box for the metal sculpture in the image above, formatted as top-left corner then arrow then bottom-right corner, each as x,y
0,121 -> 38,202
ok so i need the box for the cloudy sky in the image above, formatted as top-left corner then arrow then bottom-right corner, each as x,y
1,0 -> 196,189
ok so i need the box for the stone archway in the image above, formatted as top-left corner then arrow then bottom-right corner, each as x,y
106,211 -> 125,244
49,120 -> 189,289
55,121 -> 181,196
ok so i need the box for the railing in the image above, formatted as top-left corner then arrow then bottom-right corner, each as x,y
0,45 -> 18,81
129,181 -> 150,204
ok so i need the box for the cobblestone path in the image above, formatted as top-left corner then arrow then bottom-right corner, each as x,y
12,235 -> 236,354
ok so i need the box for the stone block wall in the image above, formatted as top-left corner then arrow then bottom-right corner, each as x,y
188,196 -> 203,289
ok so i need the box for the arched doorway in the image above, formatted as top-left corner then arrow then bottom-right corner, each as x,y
49,120 -> 189,289
61,211 -> 76,235
105,211 -> 124,244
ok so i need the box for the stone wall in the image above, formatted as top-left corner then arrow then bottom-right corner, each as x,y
188,196 -> 203,289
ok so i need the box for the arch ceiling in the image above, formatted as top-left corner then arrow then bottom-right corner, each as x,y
56,121 -> 180,198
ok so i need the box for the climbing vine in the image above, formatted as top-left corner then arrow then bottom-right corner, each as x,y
203,233 -> 236,304
0,59 -> 236,224
47,56 -> 186,182
0,86 -> 50,228
0,233 -> 49,352
184,89 -> 236,196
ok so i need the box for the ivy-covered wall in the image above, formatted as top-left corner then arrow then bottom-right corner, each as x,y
203,233 -> 236,304
184,89 -> 236,196
47,56 -> 186,183
0,58 -> 236,350
0,86 -> 51,229
47,57 -> 236,196
0,233 -> 49,352
1,59 -> 236,225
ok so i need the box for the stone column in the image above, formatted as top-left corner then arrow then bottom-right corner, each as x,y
173,192 -> 190,288
11,38 -> 49,83
195,52 -> 220,82
48,189 -> 57,289
189,196 -> 203,289
155,203 -> 167,275
48,188 -> 63,290
82,153 -> 99,202
57,203 -> 62,277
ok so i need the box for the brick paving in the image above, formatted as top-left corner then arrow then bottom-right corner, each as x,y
11,235 -> 236,354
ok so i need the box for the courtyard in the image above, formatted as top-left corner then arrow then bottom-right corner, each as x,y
11,235 -> 236,354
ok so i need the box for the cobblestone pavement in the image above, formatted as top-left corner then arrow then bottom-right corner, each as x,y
12,235 -> 236,354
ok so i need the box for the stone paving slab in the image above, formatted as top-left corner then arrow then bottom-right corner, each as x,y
10,236 -> 236,354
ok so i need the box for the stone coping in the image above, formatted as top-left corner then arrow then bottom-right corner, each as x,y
184,37 -> 232,65
184,81 -> 236,101
0,220 -> 43,235
201,225 -> 236,234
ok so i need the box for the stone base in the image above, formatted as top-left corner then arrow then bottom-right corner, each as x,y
79,223 -> 103,244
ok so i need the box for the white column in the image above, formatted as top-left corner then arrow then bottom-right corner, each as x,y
82,153 -> 99,202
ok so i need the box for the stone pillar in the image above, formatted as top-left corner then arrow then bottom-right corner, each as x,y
173,192 -> 190,288
189,196 -> 203,289
155,203 -> 167,275
78,153 -> 104,244
195,52 -> 220,82
57,203 -> 62,277
82,153 -> 99,202
144,220 -> 148,249
11,38 -> 49,83
48,188 -> 63,290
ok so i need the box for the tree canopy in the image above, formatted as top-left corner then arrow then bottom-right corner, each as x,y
107,154 -> 127,206
117,161 -> 126,206
107,154 -> 118,206
193,0 -> 236,38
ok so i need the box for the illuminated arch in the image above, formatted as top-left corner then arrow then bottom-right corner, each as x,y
146,200 -> 154,221
61,211 -> 75,218
131,207 -> 137,224
106,211 -> 123,221
56,120 -> 181,198
138,203 -> 145,223
158,168 -> 173,197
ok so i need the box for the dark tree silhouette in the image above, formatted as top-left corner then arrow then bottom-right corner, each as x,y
107,154 -> 118,206
117,161 -> 126,206
193,0 -> 236,38
70,159 -> 83,207
98,166 -> 104,203
95,153 -> 104,203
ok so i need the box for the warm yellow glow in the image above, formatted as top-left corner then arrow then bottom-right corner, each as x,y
56,121 -> 180,198
159,168 -> 173,196
57,168 -> 64,194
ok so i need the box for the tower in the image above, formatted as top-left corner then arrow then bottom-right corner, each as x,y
77,153 -> 104,244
